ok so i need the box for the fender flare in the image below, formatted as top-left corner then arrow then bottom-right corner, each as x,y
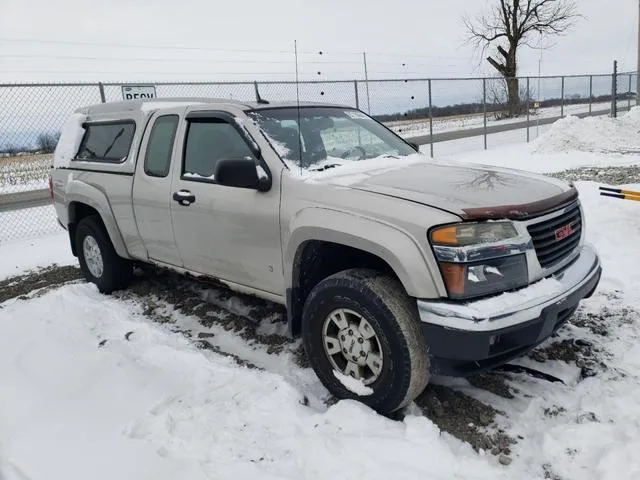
65,181 -> 131,259
285,207 -> 443,299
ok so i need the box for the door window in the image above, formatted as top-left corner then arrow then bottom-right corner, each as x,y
183,120 -> 254,181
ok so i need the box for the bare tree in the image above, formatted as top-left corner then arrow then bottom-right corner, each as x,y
486,76 -> 536,118
37,132 -> 60,153
464,0 -> 580,116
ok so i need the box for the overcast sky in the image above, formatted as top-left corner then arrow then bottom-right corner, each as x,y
0,0 -> 637,83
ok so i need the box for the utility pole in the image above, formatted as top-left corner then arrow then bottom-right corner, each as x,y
363,52 -> 371,114
612,60 -> 618,118
637,0 -> 640,105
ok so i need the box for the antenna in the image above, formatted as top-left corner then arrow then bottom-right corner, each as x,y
253,81 -> 269,104
295,40 -> 302,174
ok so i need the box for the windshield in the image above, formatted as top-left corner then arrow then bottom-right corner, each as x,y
246,107 -> 417,172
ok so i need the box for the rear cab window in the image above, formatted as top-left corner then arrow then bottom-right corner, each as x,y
144,115 -> 179,177
75,121 -> 136,163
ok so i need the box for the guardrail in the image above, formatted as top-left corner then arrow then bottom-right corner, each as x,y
0,188 -> 50,213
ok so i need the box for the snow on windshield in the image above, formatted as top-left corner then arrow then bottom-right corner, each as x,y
248,107 -> 419,178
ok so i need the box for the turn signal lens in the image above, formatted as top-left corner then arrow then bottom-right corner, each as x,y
431,226 -> 459,245
440,263 -> 466,296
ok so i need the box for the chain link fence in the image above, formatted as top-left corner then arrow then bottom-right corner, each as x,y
1,72 -> 636,244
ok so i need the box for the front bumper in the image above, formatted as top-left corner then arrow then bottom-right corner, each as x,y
417,244 -> 601,376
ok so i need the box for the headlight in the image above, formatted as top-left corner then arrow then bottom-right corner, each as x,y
430,222 -> 518,246
429,222 -> 528,300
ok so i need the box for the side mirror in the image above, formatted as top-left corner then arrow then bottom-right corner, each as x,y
214,158 -> 272,192
407,141 -> 420,152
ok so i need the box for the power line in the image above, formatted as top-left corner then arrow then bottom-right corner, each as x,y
0,70 -> 298,75
0,37 -> 472,61
0,37 -> 292,54
0,54 -> 294,64
0,53 -> 455,67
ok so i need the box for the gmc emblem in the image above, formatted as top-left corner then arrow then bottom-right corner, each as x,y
555,224 -> 574,241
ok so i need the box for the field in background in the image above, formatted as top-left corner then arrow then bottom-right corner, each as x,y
0,153 -> 51,194
385,101 -> 611,137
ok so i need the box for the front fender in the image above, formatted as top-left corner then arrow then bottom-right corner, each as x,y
65,180 -> 131,259
285,207 -> 444,298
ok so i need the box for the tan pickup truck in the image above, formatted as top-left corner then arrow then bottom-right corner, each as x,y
51,98 -> 601,414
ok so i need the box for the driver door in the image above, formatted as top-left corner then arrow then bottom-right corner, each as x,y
169,111 -> 284,296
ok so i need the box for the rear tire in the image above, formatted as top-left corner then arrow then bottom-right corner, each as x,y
76,215 -> 132,294
302,268 -> 430,415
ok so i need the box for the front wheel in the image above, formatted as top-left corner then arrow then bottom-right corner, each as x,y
302,269 -> 430,415
76,215 -> 132,294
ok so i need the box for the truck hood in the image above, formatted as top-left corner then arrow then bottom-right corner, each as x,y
343,160 -> 577,220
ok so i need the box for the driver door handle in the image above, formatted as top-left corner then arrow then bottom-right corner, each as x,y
173,190 -> 196,206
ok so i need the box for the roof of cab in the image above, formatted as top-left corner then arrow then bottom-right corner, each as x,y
74,97 -> 346,116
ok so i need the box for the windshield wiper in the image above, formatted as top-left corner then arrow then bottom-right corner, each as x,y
102,128 -> 125,159
309,163 -> 342,172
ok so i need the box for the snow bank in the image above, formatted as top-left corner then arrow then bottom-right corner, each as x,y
0,284 -> 505,480
53,113 -> 86,168
533,107 -> 640,154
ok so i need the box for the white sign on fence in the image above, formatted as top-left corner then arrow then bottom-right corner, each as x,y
121,85 -> 157,100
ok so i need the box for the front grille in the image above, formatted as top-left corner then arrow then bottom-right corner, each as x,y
527,201 -> 582,269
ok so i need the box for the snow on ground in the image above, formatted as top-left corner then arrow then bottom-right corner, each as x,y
429,107 -> 640,172
387,101 -> 612,138
0,204 -> 60,243
0,230 -> 75,280
0,284 -> 509,480
533,107 -> 640,155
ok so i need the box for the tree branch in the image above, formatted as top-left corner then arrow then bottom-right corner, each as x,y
487,56 -> 508,75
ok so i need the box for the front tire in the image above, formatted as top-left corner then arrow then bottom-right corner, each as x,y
302,269 -> 430,415
76,215 -> 132,294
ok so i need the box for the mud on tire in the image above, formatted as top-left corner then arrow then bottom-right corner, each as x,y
302,268 -> 430,415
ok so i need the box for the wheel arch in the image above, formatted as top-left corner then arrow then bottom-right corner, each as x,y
284,210 -> 442,336
65,182 -> 130,259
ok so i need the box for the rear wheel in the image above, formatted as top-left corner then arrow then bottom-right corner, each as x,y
302,268 -> 430,415
76,215 -> 132,293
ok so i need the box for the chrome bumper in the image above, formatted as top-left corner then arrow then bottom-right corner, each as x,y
417,244 -> 601,332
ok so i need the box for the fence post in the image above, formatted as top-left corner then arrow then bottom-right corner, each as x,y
589,75 -> 593,116
483,78 -> 487,150
526,77 -> 530,143
98,83 -> 106,103
354,80 -> 360,109
560,76 -> 565,117
611,60 -> 618,118
428,79 -> 434,158
628,73 -> 632,111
